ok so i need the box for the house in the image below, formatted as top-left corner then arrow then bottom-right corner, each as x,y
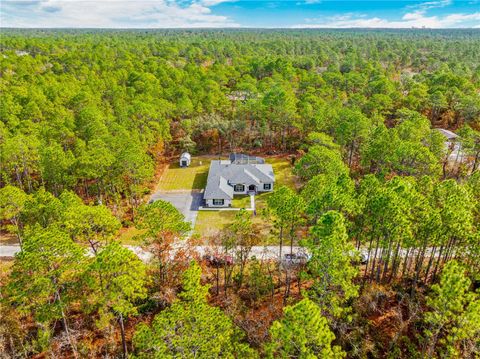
203,154 -> 274,207
179,152 -> 191,167
436,128 -> 463,161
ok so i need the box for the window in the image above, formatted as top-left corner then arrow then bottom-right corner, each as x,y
264,183 -> 272,190
213,199 -> 224,206
234,184 -> 245,192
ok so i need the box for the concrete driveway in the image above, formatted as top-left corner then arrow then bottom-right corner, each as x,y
149,191 -> 203,229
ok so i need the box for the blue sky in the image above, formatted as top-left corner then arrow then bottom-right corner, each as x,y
1,0 -> 479,28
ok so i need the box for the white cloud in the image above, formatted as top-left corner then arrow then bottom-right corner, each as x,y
407,0 -> 452,12
0,0 -> 240,28
199,0 -> 235,6
292,11 -> 480,28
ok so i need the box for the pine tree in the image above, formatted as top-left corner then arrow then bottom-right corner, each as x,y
305,211 -> 358,320
5,226 -> 86,357
266,298 -> 345,358
423,260 -> 480,358
84,241 -> 148,358
133,261 -> 257,358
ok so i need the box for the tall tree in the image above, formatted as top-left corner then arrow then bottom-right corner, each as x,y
266,298 -> 345,359
5,227 -> 86,357
423,261 -> 480,358
305,211 -> 358,320
294,144 -> 348,181
83,241 -> 148,358
135,200 -> 191,291
133,261 -> 256,358
0,185 -> 29,245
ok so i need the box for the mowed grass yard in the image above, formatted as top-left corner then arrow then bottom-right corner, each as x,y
194,210 -> 276,243
156,156 -> 211,191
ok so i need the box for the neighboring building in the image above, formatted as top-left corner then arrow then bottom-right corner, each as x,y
436,128 -> 463,161
437,128 -> 459,143
179,152 -> 191,167
204,154 -> 274,207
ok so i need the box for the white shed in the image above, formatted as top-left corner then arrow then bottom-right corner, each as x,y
179,152 -> 191,167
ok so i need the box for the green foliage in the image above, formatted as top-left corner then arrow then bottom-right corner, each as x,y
361,110 -> 443,177
83,241 -> 148,328
1,29 -> 480,358
0,185 -> 29,240
424,261 -> 480,358
5,226 -> 85,323
295,145 -> 349,181
301,173 -> 356,220
135,199 -> 190,240
133,261 -> 256,358
266,298 -> 345,358
304,211 -> 358,319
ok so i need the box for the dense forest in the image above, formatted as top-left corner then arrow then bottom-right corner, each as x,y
1,29 -> 479,358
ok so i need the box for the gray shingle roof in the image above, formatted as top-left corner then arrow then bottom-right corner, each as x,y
204,159 -> 274,200
436,128 -> 459,140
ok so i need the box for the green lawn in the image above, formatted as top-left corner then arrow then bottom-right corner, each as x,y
268,156 -> 299,189
156,157 -> 211,191
231,195 -> 251,208
194,209 -> 275,242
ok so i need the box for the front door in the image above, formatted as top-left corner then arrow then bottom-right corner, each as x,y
248,184 -> 256,192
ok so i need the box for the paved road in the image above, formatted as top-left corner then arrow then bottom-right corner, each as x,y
149,190 -> 203,229
0,244 -> 304,261
0,245 -> 19,258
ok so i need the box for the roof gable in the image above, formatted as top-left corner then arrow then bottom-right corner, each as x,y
204,159 -> 275,200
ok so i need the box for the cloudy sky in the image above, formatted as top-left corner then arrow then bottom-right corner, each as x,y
1,0 -> 479,28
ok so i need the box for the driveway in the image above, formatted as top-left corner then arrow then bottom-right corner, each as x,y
149,191 -> 203,229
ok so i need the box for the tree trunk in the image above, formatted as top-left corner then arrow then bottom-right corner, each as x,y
370,236 -> 381,282
279,227 -> 284,261
432,244 -> 445,282
56,291 -> 78,359
424,246 -> 436,282
119,313 -> 128,359
381,237 -> 393,283
389,239 -> 402,283
364,234 -> 374,280
401,248 -> 410,279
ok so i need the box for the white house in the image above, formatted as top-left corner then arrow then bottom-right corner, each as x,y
203,154 -> 275,208
179,152 -> 191,167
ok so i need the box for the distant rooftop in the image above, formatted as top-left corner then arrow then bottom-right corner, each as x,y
436,128 -> 459,140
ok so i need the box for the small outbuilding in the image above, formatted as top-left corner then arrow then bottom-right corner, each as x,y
179,152 -> 191,167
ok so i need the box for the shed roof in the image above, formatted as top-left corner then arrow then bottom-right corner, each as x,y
436,128 -> 459,140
